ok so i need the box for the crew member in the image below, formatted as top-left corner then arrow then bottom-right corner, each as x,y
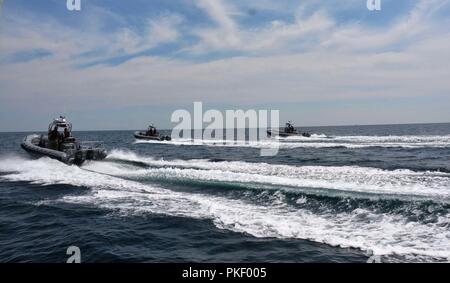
48,127 -> 59,150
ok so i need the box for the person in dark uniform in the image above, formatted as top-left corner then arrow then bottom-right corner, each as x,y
58,131 -> 64,151
48,128 -> 59,150
64,127 -> 70,139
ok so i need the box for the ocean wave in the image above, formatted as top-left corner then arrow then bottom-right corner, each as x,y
1,155 -> 450,261
103,150 -> 450,201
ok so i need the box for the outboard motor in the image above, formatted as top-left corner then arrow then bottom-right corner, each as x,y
73,151 -> 84,166
86,150 -> 93,160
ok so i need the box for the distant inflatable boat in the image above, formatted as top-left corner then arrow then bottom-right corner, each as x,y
267,121 -> 311,138
134,124 -> 171,141
267,131 -> 311,138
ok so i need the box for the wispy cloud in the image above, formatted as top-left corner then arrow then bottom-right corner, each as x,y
0,48 -> 52,64
190,2 -> 335,54
110,13 -> 183,55
320,0 -> 450,52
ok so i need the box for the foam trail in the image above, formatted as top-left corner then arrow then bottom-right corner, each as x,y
333,135 -> 450,143
0,156 -> 449,260
103,150 -> 450,201
284,134 -> 450,143
134,134 -> 450,149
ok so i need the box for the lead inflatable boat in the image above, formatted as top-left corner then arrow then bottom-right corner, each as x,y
21,117 -> 107,165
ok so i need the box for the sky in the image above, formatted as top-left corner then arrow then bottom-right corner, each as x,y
0,0 -> 449,131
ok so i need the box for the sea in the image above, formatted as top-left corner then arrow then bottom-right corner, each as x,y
0,123 -> 449,263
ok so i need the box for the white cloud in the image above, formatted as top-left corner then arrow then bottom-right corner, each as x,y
189,0 -> 450,56
193,0 -> 241,51
190,1 -> 336,54
320,0 -> 450,52
0,7 -> 183,64
112,14 -> 183,54
1,27 -> 449,111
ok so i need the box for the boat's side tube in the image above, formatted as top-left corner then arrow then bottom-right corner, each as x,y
21,135 -> 69,163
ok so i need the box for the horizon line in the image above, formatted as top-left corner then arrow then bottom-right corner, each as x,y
1,121 -> 450,133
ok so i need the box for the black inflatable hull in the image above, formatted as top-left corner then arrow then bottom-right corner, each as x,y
21,134 -> 107,165
134,131 -> 171,141
267,130 -> 311,138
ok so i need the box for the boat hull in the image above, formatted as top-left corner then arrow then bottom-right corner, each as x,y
134,131 -> 171,141
267,130 -> 311,138
21,134 -> 107,165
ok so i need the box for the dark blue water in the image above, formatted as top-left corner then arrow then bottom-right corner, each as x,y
1,123 -> 450,262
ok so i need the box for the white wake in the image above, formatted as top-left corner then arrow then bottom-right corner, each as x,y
1,155 -> 449,261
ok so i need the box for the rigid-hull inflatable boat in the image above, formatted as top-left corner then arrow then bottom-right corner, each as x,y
21,117 -> 107,165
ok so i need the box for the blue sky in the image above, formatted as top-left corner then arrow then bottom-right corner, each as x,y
0,0 -> 449,131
